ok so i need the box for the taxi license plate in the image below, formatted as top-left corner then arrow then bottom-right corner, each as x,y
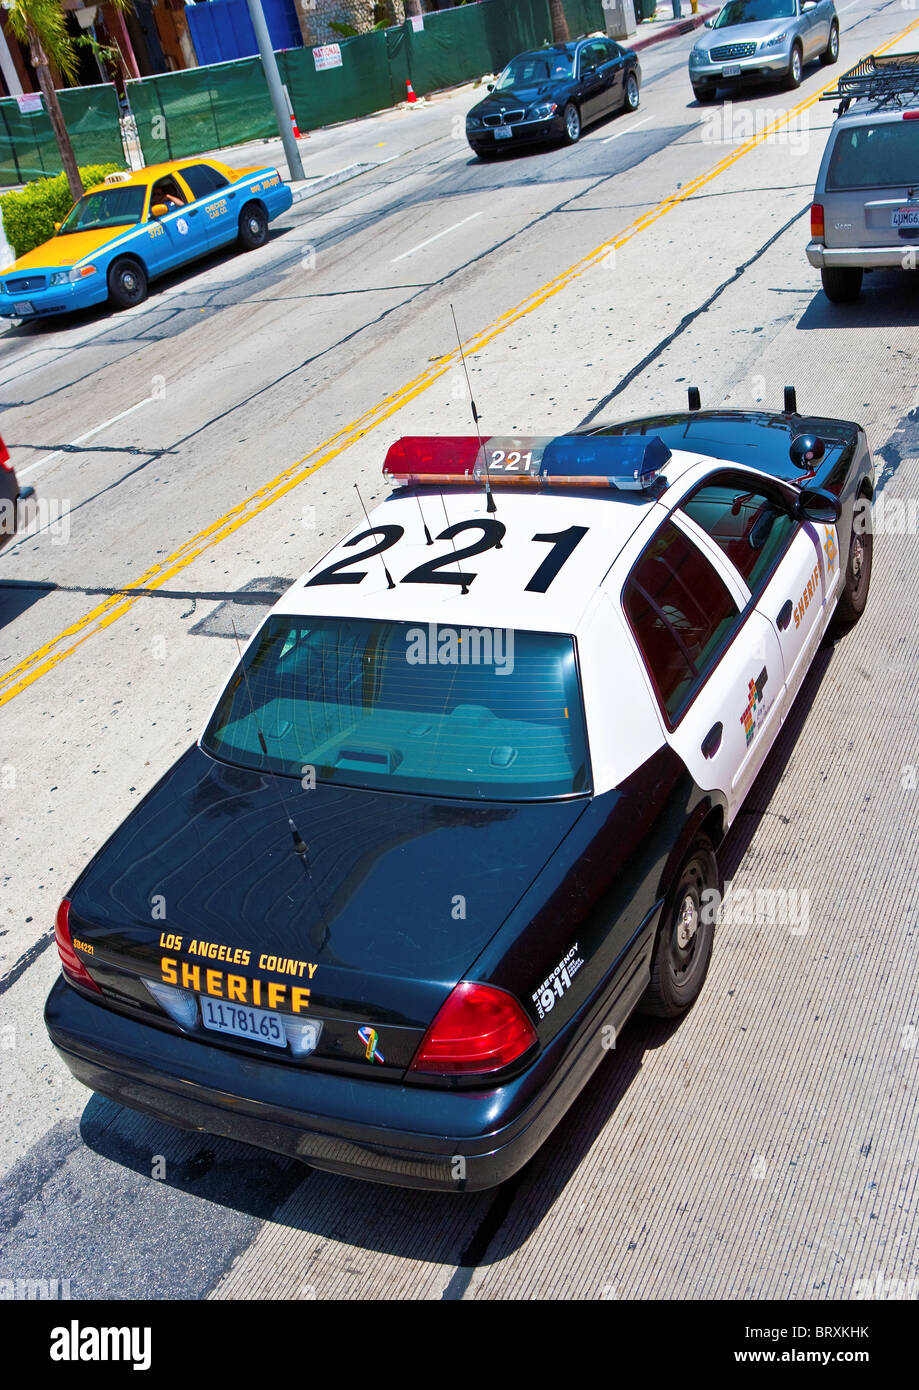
200,996 -> 287,1048
722,64 -> 742,77
13,301 -> 32,315
494,126 -> 513,140
892,207 -> 919,228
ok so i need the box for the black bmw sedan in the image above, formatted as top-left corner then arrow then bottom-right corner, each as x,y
466,38 -> 642,159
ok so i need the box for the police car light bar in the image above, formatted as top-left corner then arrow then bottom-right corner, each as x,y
383,434 -> 671,491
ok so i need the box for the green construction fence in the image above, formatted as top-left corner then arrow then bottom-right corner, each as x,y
128,0 -> 609,167
0,84 -> 125,188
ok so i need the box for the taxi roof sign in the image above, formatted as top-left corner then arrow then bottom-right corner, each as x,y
383,434 -> 671,491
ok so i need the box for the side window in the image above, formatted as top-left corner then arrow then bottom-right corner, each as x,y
180,164 -> 231,200
679,473 -> 796,594
580,42 -> 606,73
623,520 -> 741,725
150,176 -> 187,210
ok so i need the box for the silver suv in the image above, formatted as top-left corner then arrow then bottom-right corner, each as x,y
689,0 -> 839,102
807,50 -> 919,302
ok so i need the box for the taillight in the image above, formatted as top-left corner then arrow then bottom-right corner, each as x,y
54,898 -> 101,993
810,203 -> 825,240
0,434 -> 11,472
410,981 -> 537,1075
903,110 -> 919,120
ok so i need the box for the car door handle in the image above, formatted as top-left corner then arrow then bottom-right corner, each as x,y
701,722 -> 723,759
777,599 -> 793,631
187,208 -> 199,215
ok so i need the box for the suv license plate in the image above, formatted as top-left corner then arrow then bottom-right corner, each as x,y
722,64 -> 742,77
494,127 -> 512,140
13,301 -> 32,315
199,996 -> 287,1047
892,207 -> 919,228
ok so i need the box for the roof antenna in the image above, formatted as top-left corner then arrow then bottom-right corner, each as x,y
450,303 -> 497,517
353,482 -> 396,588
439,493 -> 470,595
414,490 -> 434,545
230,619 -> 310,868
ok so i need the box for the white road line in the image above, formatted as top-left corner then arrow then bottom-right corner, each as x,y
602,114 -> 655,144
19,395 -> 156,479
836,1 -> 861,12
391,210 -> 484,263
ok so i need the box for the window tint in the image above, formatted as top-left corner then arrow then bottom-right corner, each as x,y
680,474 -> 795,593
202,616 -> 591,800
181,163 -> 231,199
581,42 -> 608,71
624,521 -> 740,723
826,123 -> 919,189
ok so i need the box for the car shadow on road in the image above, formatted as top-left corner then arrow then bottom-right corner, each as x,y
797,272 -> 919,330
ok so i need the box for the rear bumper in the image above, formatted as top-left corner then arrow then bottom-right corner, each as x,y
45,964 -> 638,1191
806,242 -> 913,269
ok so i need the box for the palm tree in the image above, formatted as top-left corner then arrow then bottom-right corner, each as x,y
3,0 -> 133,204
548,0 -> 570,43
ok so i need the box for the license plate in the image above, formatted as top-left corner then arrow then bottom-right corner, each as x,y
494,126 -> 512,140
13,301 -> 32,315
722,64 -> 742,77
892,207 -> 919,228
199,996 -> 287,1048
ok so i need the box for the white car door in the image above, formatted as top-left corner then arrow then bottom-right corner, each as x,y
621,514 -> 786,827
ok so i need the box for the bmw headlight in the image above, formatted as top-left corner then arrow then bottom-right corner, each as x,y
49,265 -> 97,286
760,31 -> 788,49
530,100 -> 558,120
466,115 -> 483,128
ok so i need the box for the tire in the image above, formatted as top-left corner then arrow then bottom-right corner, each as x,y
641,835 -> 718,1018
819,20 -> 839,65
831,496 -> 873,632
563,101 -> 581,144
238,203 -> 269,250
821,265 -> 863,303
785,42 -> 803,89
107,257 -> 147,311
623,72 -> 640,112
692,83 -> 717,103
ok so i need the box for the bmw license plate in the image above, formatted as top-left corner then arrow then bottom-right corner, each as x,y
199,996 -> 287,1047
494,126 -> 512,140
12,301 -> 32,315
892,207 -> 919,228
722,63 -> 742,77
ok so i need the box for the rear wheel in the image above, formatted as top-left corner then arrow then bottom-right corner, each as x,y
641,835 -> 718,1018
821,265 -> 863,303
786,41 -> 803,89
238,203 -> 268,250
623,72 -> 640,111
820,20 -> 840,65
107,258 -> 147,310
563,102 -> 581,144
831,497 -> 873,632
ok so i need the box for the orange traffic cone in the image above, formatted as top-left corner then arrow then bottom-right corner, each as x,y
290,111 -> 302,139
405,79 -> 417,104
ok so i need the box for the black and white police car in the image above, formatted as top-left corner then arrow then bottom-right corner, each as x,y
45,397 -> 874,1191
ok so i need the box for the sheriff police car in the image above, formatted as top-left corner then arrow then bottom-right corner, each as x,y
45,398 -> 874,1191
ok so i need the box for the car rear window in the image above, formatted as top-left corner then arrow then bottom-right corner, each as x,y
202,616 -> 591,800
826,122 -> 919,189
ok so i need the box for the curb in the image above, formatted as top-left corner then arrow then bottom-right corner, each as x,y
289,155 -> 398,204
630,8 -> 717,52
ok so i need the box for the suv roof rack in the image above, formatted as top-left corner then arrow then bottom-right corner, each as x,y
822,50 -> 919,114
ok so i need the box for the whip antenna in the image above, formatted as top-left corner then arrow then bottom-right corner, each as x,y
450,303 -> 496,515
354,482 -> 396,588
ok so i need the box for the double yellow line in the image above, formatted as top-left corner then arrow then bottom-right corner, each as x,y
2,13 -> 917,709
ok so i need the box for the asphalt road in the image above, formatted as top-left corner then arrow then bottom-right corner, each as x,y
1,1 -> 918,1301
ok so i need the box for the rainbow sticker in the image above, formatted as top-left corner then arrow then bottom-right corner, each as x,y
358,1026 -> 385,1064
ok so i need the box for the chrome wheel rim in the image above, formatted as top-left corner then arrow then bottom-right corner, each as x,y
676,894 -> 698,950
792,50 -> 801,81
627,77 -> 638,108
830,27 -> 838,58
566,106 -> 579,139
122,271 -> 137,293
248,217 -> 261,237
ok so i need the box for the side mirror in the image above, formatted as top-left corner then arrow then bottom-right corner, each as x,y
796,487 -> 841,524
486,83 -> 494,92
704,17 -> 714,26
53,221 -> 61,232
150,202 -> 168,219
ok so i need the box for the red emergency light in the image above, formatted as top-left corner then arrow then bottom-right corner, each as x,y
383,434 -> 670,491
